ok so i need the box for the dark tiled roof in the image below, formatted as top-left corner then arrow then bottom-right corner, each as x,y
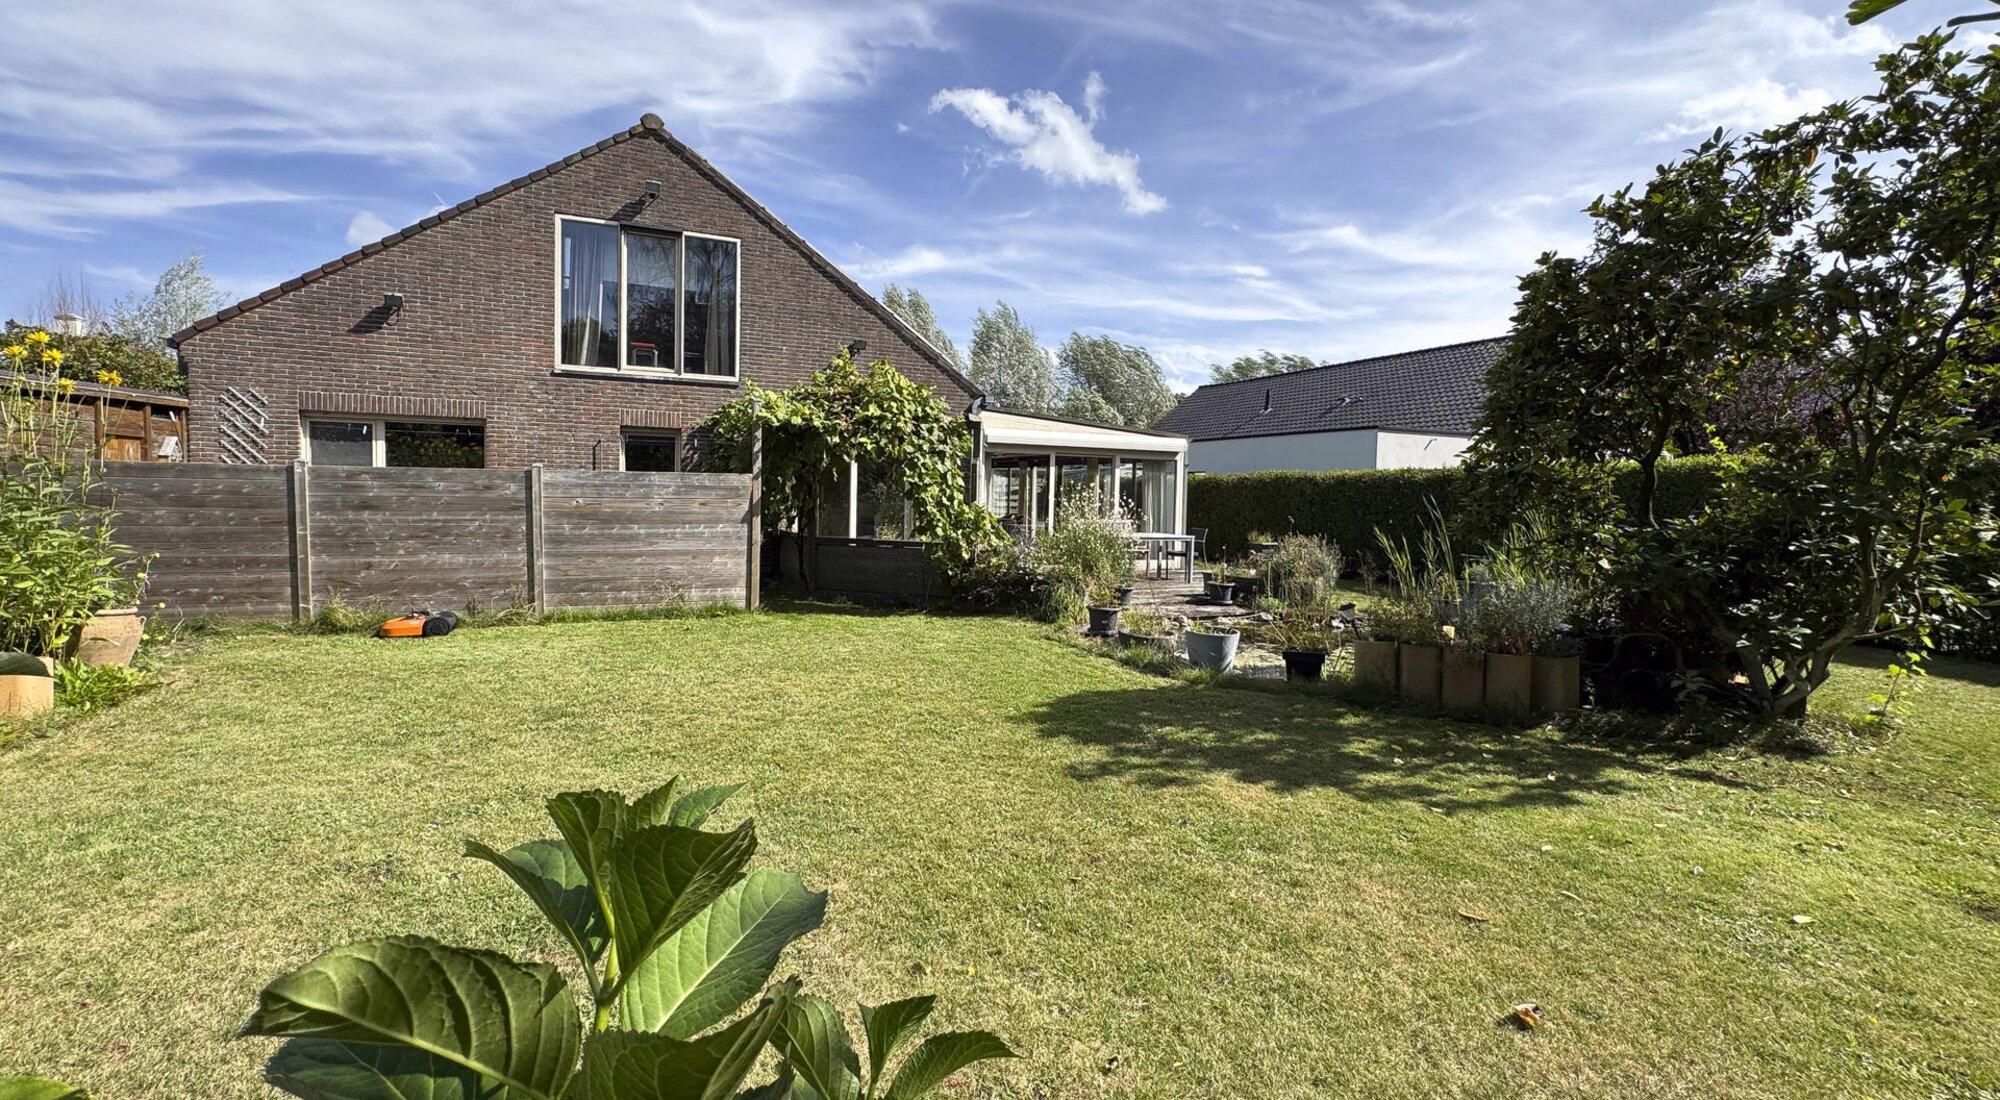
1153,337 -> 1503,440
166,114 -> 977,397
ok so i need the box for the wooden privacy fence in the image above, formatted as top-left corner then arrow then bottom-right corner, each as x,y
97,461 -> 759,619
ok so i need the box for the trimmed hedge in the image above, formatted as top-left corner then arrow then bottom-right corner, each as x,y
1190,451 -> 1999,659
1190,456 -> 1742,565
1190,466 -> 1464,565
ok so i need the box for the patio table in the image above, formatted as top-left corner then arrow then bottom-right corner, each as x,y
1132,532 -> 1195,582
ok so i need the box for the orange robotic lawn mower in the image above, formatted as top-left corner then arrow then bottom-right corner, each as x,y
376,610 -> 461,639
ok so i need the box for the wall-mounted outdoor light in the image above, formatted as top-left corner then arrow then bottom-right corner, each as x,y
644,179 -> 663,199
846,339 -> 868,356
382,293 -> 406,314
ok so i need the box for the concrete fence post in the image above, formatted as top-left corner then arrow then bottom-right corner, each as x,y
289,459 -> 312,621
746,411 -> 763,610
526,463 -> 547,615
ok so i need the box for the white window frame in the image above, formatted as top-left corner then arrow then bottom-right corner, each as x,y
618,431 -> 680,472
553,215 -> 742,381
301,416 -> 486,468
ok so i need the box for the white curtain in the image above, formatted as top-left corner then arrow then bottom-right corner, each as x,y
561,222 -> 618,366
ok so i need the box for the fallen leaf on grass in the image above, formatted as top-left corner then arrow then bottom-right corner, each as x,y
1458,908 -> 1492,923
1508,1003 -> 1547,1030
1792,914 -> 1815,925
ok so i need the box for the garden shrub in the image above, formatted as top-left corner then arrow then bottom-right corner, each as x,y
0,321 -> 184,394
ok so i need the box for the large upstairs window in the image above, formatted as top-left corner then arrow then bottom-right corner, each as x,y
558,217 -> 739,378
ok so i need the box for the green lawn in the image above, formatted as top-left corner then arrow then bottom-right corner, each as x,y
2,608 -> 1997,1099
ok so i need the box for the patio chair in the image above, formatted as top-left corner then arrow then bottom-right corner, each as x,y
1161,527 -> 1206,579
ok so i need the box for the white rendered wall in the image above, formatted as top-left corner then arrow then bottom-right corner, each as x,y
1187,429 -> 1472,473
1186,430 -> 1379,473
1374,431 -> 1472,469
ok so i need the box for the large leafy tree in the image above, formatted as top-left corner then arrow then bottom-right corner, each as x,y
1053,333 -> 1176,427
968,302 -> 1058,413
108,251 -> 225,350
1467,34 -> 2000,719
1208,349 -> 1318,384
880,283 -> 968,374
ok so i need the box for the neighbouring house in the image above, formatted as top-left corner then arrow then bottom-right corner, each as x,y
169,113 -> 987,474
1155,338 -> 1502,473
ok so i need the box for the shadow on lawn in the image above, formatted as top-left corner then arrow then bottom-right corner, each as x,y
1024,681 -> 1761,814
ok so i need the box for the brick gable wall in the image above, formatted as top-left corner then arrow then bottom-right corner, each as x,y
176,126 -> 975,469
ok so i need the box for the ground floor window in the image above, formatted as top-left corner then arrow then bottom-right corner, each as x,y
621,432 -> 679,472
304,418 -> 486,468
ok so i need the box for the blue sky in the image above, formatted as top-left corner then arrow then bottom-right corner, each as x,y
0,0 -> 1963,390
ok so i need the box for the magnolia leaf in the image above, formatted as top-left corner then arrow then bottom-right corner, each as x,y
629,779 -> 683,830
778,995 -> 862,1100
576,983 -> 793,1100
858,997 -> 934,1088
604,823 -> 759,998
264,1039 -> 481,1100
547,790 -> 628,897
882,1032 -> 1015,1100
242,936 -> 580,1100
1844,0 -> 1906,23
620,869 -> 827,1038
465,839 -> 606,969
0,1077 -> 90,1100
668,784 -> 746,830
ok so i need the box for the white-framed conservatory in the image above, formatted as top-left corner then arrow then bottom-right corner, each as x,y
969,408 -> 1190,540
795,406 -> 1191,599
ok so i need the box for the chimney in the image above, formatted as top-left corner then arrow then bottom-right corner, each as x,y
1262,389 -> 1272,414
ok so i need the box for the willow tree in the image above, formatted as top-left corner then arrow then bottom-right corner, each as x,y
1467,34 -> 2000,719
700,348 -> 1007,581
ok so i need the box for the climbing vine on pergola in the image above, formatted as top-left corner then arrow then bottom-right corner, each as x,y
699,347 -> 1008,573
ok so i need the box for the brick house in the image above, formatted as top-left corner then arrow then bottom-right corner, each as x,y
169,113 -> 978,473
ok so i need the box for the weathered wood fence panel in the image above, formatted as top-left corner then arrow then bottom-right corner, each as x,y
96,463 -> 295,620
542,471 -> 750,608
98,462 -> 754,619
308,466 -> 531,612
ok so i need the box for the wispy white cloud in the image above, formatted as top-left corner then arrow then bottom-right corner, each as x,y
929,73 -> 1166,215
344,210 -> 396,247
0,178 -> 307,236
0,0 -> 942,235
1649,78 -> 1833,140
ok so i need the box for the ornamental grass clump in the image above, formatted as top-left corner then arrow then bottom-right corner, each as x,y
1031,488 -> 1136,623
1266,534 -> 1343,608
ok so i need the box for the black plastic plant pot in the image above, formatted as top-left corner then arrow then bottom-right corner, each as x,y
1116,585 -> 1135,607
1282,648 -> 1327,681
1204,581 -> 1237,605
1086,605 -> 1123,637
